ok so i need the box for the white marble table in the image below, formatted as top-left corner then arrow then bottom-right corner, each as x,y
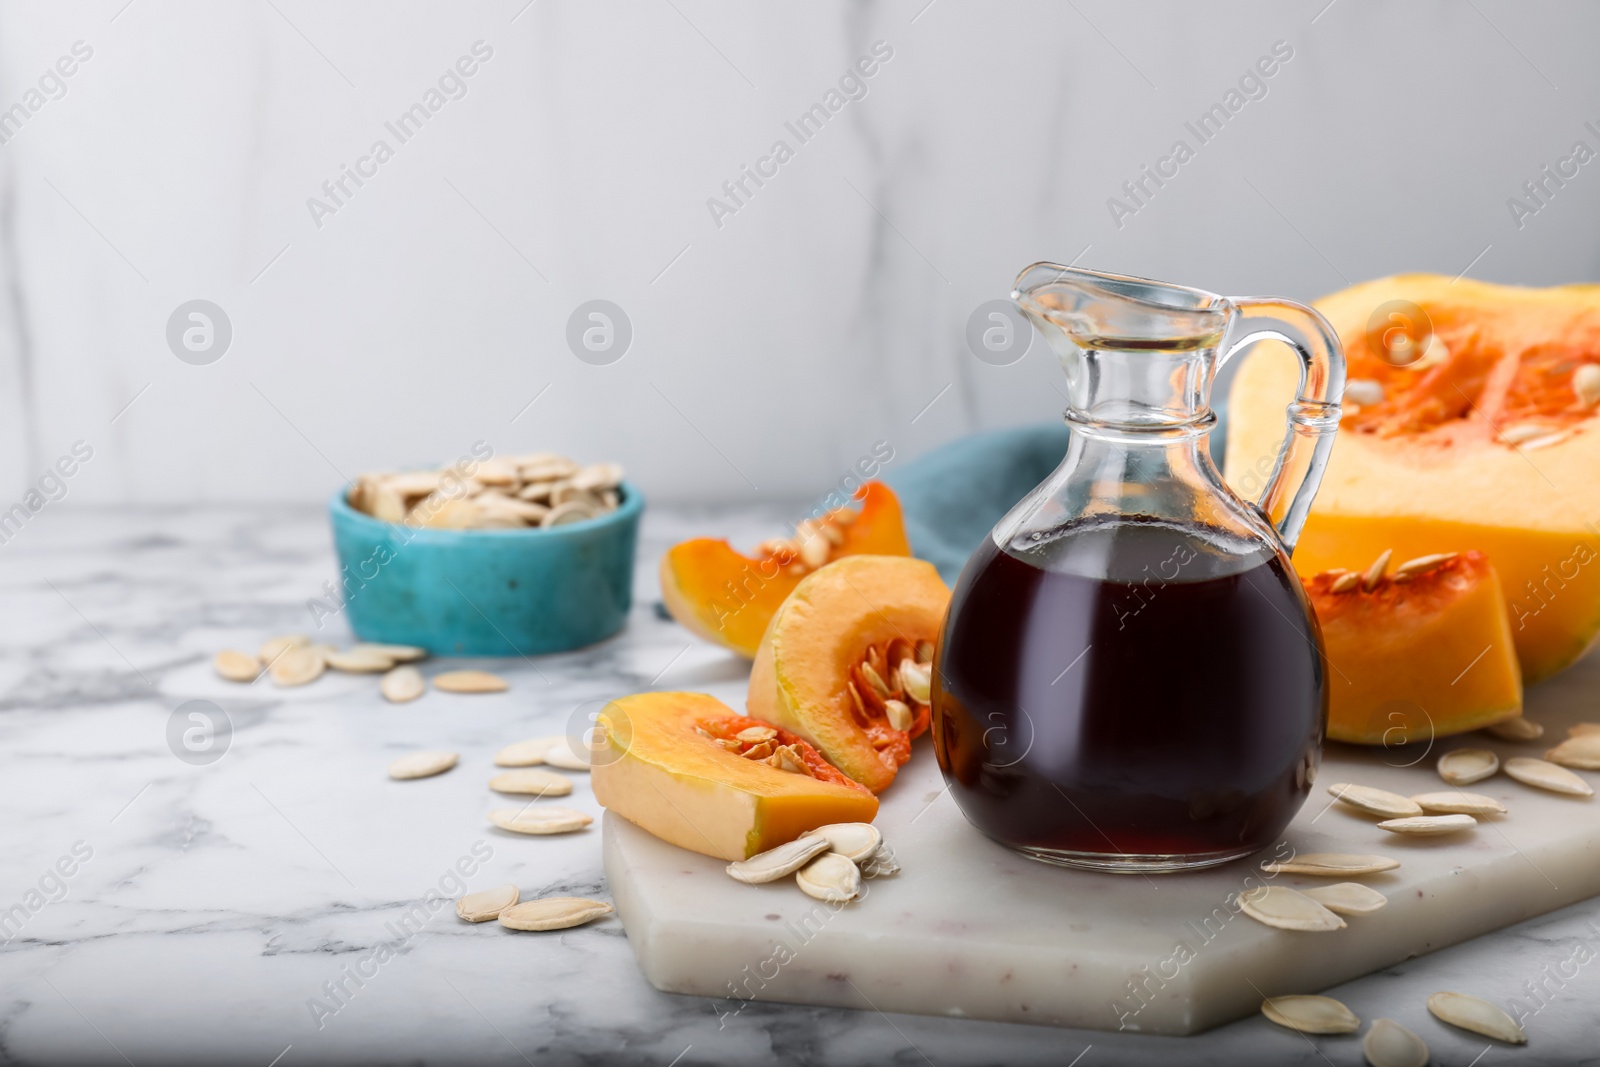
2,504 -> 1598,1066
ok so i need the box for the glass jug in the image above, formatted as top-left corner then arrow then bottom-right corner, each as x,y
931,264 -> 1345,873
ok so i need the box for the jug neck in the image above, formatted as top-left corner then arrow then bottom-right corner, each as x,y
1013,264 -> 1231,438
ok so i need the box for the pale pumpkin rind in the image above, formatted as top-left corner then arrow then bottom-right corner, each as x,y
1307,552 -> 1522,745
747,555 -> 950,793
1226,274 -> 1600,682
591,691 -> 877,861
659,482 -> 914,659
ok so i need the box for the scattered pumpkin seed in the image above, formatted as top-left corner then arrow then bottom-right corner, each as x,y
388,750 -> 459,780
271,646 -> 326,687
800,822 -> 882,863
1570,722 -> 1600,737
258,633 -> 310,664
796,853 -> 862,903
1300,882 -> 1388,916
1437,748 -> 1498,785
1545,734 -> 1600,770
1343,378 -> 1385,406
1362,1017 -> 1428,1067
1260,993 -> 1360,1034
1377,813 -> 1477,835
488,806 -> 592,835
213,649 -> 260,682
433,669 -> 508,694
1574,363 -> 1600,408
1498,421 -> 1551,445
325,648 -> 394,673
1238,886 -> 1346,932
494,736 -> 561,767
488,768 -> 573,796
1426,991 -> 1528,1044
379,665 -> 425,703
735,726 -> 778,744
860,849 -> 901,878
354,643 -> 426,662
1330,571 -> 1362,594
498,897 -> 613,932
1392,552 -> 1457,580
884,699 -> 914,732
1260,853 -> 1400,877
542,739 -> 591,771
1409,790 -> 1506,816
1484,717 -> 1544,741
456,884 -> 519,923
1504,757 -> 1594,797
726,836 -> 832,884
1327,783 -> 1424,819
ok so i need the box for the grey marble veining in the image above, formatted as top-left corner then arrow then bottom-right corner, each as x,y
1,504 -> 1599,1066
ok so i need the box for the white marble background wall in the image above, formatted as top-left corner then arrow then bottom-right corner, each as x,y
0,0 -> 1597,505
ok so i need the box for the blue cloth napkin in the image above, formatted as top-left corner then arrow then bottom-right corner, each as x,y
883,424 -> 1072,584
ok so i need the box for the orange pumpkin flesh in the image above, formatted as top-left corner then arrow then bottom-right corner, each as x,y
748,555 -> 951,793
1307,551 -> 1523,745
1226,275 -> 1600,682
659,482 -> 913,659
591,691 -> 877,861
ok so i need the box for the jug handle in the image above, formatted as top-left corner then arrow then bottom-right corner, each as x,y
1219,298 -> 1346,555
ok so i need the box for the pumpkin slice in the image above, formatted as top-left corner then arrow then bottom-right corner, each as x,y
659,482 -> 913,658
748,555 -> 951,793
590,691 -> 877,861
1307,551 -> 1522,745
1226,274 -> 1600,682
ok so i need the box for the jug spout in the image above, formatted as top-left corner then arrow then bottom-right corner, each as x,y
1012,263 -> 1233,429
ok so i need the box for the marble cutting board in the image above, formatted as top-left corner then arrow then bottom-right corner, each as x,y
604,649 -> 1600,1035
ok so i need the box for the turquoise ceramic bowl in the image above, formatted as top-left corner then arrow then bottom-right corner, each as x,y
327,482 -> 643,656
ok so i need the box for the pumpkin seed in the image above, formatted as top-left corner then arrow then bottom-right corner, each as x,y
800,822 -> 882,863
861,849 -> 901,877
859,662 -> 891,699
354,643 -> 426,662
1546,734 -> 1600,770
1409,790 -> 1506,816
1330,571 -> 1362,594
488,769 -> 573,796
797,532 -> 830,570
898,661 -> 932,704
915,640 -> 934,664
1484,716 -> 1544,741
1239,886 -> 1346,931
1499,421 -> 1551,444
1377,813 -> 1477,835
1425,991 -> 1528,1044
1343,378 -> 1385,406
542,739 -> 591,771
379,665 -> 426,703
741,741 -> 775,761
1437,748 -> 1498,785
570,462 -> 624,492
542,500 -> 598,527
325,648 -> 395,673
498,897 -> 613,932
820,522 -> 845,546
726,835 -> 831,884
488,806 -> 592,835
213,649 -> 260,682
433,669 -> 508,694
796,852 -> 862,903
456,884 -> 519,923
258,633 -> 310,664
1260,993 -> 1360,1034
1362,1017 -> 1428,1067
774,744 -> 812,776
1362,548 -> 1392,592
1300,882 -> 1388,916
1504,757 -> 1594,797
884,699 -> 914,732
494,736 -> 561,767
1327,782 -> 1424,819
1392,552 -> 1457,580
1574,363 -> 1600,408
1570,722 -> 1600,737
271,646 -> 326,687
1522,431 -> 1570,451
1259,853 -> 1400,877
388,750 -> 459,780
736,726 -> 778,744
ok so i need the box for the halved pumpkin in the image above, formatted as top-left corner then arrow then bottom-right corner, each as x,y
659,482 -> 913,659
1226,274 -> 1600,682
590,691 -> 877,861
1308,550 -> 1522,745
747,555 -> 950,793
